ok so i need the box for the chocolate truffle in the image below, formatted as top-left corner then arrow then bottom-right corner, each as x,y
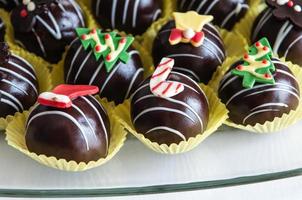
64,28 -> 144,104
177,0 -> 249,30
0,0 -> 20,11
218,39 -> 300,126
252,0 -> 302,66
11,0 -> 86,63
0,43 -> 38,118
92,0 -> 162,35
152,12 -> 225,84
131,58 -> 209,145
26,85 -> 110,163
0,17 -> 5,42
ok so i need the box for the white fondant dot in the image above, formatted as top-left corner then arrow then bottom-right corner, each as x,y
183,29 -> 195,39
276,0 -> 289,5
27,2 -> 35,11
294,5 -> 302,12
22,0 -> 30,5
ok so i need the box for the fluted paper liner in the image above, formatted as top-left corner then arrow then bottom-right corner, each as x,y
5,98 -> 127,171
209,57 -> 302,133
115,85 -> 228,154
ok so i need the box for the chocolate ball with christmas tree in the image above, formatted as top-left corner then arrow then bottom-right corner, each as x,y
64,28 -> 144,104
218,38 -> 300,126
177,0 -> 249,30
10,0 -> 86,63
26,84 -> 110,163
152,11 -> 226,84
91,0 -> 163,35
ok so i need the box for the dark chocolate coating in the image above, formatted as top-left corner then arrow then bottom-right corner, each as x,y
0,45 -> 38,118
11,0 -> 86,63
64,39 -> 144,105
177,0 -> 249,30
92,0 -> 162,35
131,72 -> 209,145
26,95 -> 110,163
252,8 -> 302,66
0,0 -> 20,11
218,58 -> 300,126
152,20 -> 225,84
0,18 -> 5,42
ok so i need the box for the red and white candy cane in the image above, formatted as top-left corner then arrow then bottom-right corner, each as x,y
150,58 -> 184,98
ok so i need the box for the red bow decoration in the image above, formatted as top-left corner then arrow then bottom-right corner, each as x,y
169,28 -> 205,47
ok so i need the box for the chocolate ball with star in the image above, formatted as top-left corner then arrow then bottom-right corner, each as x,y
64,28 -> 144,105
252,0 -> 302,66
177,0 -> 249,30
218,38 -> 300,126
10,0 -> 86,63
152,11 -> 226,84
26,84 -> 110,163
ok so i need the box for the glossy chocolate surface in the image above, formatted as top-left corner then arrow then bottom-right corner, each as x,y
11,0 -> 86,63
131,72 -> 209,145
64,38 -> 144,105
0,0 -> 20,11
177,0 -> 249,30
26,95 -> 110,163
252,7 -> 302,66
0,43 -> 38,118
152,20 -> 225,84
218,58 -> 300,126
91,0 -> 162,35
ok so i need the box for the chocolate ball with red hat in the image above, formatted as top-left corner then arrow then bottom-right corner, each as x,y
26,84 -> 110,163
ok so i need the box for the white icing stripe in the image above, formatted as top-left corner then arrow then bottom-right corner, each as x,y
36,12 -> 62,40
251,103 -> 288,112
221,4 -> 249,28
132,0 -> 140,28
146,126 -> 186,141
196,0 -> 207,12
133,107 -> 195,124
125,68 -> 144,99
8,61 -> 36,80
219,76 -> 239,92
0,90 -> 23,110
252,9 -> 272,41
207,23 -> 220,36
32,28 -> 46,57
276,69 -> 299,83
0,22 -> 4,29
167,54 -> 204,60
58,2 -> 66,12
0,98 -> 19,111
204,0 -> 219,14
88,94 -> 107,114
284,35 -> 302,58
12,54 -> 35,71
0,67 -> 37,94
122,0 -> 130,24
66,45 -> 83,82
13,0 -> 19,5
69,0 -> 85,26
243,109 -> 280,124
74,51 -> 93,82
1,79 -> 28,95
273,21 -> 293,55
204,37 -> 224,59
96,0 -> 101,16
203,26 -> 223,46
245,88 -> 300,99
0,0 -> 7,4
179,0 -> 186,9
81,96 -> 109,150
130,83 -> 149,99
111,0 -> 118,29
219,71 -> 233,87
202,42 -> 223,64
134,94 -> 204,131
100,62 -> 121,94
187,0 -> 196,10
27,111 -> 90,150
152,9 -> 162,21
173,67 -> 200,82
89,61 -> 104,85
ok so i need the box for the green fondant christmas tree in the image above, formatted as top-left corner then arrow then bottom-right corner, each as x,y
232,38 -> 276,88
76,28 -> 134,73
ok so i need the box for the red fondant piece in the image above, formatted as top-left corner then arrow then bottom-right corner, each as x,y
52,84 -> 99,100
169,28 -> 182,44
191,31 -> 204,43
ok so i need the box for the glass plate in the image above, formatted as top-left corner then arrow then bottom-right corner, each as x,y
1,122 -> 302,198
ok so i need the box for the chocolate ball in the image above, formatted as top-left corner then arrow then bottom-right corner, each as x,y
0,0 -> 20,11
177,0 -> 249,30
26,95 -> 110,163
0,43 -> 38,118
218,58 -> 300,126
131,72 -> 209,145
252,1 -> 302,66
64,38 -> 144,105
11,0 -> 86,63
152,20 -> 225,84
92,0 -> 163,35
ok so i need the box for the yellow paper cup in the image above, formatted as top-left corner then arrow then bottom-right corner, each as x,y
209,56 -> 302,133
5,97 -> 127,171
115,85 -> 228,154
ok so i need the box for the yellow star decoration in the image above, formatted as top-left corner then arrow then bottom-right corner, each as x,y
173,11 -> 213,32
